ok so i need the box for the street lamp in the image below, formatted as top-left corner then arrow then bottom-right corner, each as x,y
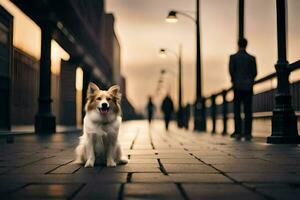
166,10 -> 196,23
159,49 -> 167,58
165,0 -> 206,131
159,46 -> 184,128
166,11 -> 178,23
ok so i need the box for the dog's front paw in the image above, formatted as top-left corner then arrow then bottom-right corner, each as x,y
84,159 -> 95,168
107,160 -> 117,167
118,158 -> 128,165
73,159 -> 84,165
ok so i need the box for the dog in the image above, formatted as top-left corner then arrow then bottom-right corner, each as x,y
74,83 -> 128,167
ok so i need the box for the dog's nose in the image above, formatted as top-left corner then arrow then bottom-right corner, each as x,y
101,102 -> 108,108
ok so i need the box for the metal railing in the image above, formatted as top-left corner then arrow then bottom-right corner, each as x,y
206,60 -> 300,134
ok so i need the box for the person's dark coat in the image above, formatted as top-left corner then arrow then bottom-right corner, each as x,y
147,98 -> 155,123
161,96 -> 174,116
147,101 -> 155,115
229,49 -> 257,91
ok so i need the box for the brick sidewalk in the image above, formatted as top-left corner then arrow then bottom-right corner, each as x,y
0,120 -> 299,199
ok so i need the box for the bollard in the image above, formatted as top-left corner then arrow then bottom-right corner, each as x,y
222,90 -> 228,135
211,95 -> 217,134
201,98 -> 207,131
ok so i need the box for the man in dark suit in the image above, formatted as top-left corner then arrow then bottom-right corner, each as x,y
161,95 -> 174,131
147,97 -> 155,124
229,38 -> 257,140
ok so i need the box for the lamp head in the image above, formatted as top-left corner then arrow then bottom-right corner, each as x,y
159,48 -> 167,58
166,10 -> 178,23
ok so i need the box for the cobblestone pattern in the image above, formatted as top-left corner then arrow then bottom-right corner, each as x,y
0,120 -> 299,199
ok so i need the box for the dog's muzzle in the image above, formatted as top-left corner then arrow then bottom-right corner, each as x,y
99,103 -> 109,114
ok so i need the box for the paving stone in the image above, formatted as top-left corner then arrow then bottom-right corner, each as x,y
75,166 -> 103,174
191,151 -> 229,157
125,149 -> 156,155
245,183 -> 300,200
7,183 -> 82,199
0,174 -> 91,183
160,158 -> 201,164
200,157 -> 271,165
123,183 -> 183,200
128,158 -> 158,164
132,145 -> 153,149
130,154 -> 158,159
74,183 -> 120,200
261,157 -> 300,165
169,173 -> 233,183
49,164 -> 81,174
1,157 -> 53,167
101,163 -> 160,173
163,164 -> 219,173
227,173 -> 300,183
213,164 -> 299,173
36,157 -> 74,165
131,173 -> 172,182
183,183 -> 264,200
7,164 -> 58,174
93,172 -> 128,183
155,149 -> 187,153
157,153 -> 192,159
0,167 -> 9,174
0,183 -> 24,195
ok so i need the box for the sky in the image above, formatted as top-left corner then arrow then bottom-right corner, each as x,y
107,0 -> 300,112
106,0 -> 300,110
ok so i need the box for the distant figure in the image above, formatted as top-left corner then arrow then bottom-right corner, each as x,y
229,38 -> 257,140
184,103 -> 191,129
161,95 -> 174,130
147,97 -> 155,124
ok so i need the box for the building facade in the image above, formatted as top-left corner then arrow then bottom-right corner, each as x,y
0,0 -> 137,132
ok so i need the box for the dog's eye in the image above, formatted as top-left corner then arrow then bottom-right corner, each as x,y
96,97 -> 102,101
107,97 -> 111,101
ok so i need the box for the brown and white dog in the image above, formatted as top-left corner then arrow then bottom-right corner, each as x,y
75,83 -> 127,167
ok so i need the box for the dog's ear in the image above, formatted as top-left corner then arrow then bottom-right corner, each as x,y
87,82 -> 100,96
108,85 -> 121,100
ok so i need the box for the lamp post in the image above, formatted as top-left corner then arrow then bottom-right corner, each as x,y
267,0 -> 300,143
238,0 -> 244,40
159,45 -> 183,128
166,0 -> 206,131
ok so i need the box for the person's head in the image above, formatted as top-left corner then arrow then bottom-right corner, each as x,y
238,38 -> 248,49
148,96 -> 152,102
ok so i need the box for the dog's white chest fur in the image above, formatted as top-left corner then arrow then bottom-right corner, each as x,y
83,111 -> 122,137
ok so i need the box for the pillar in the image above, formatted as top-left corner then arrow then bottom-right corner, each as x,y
211,95 -> 216,134
222,90 -> 228,135
35,21 -> 56,134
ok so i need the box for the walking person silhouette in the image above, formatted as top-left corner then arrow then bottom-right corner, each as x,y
161,95 -> 174,131
229,38 -> 257,140
184,103 -> 191,130
146,97 -> 155,124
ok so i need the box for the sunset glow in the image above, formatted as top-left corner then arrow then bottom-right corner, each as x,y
106,0 -> 300,112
